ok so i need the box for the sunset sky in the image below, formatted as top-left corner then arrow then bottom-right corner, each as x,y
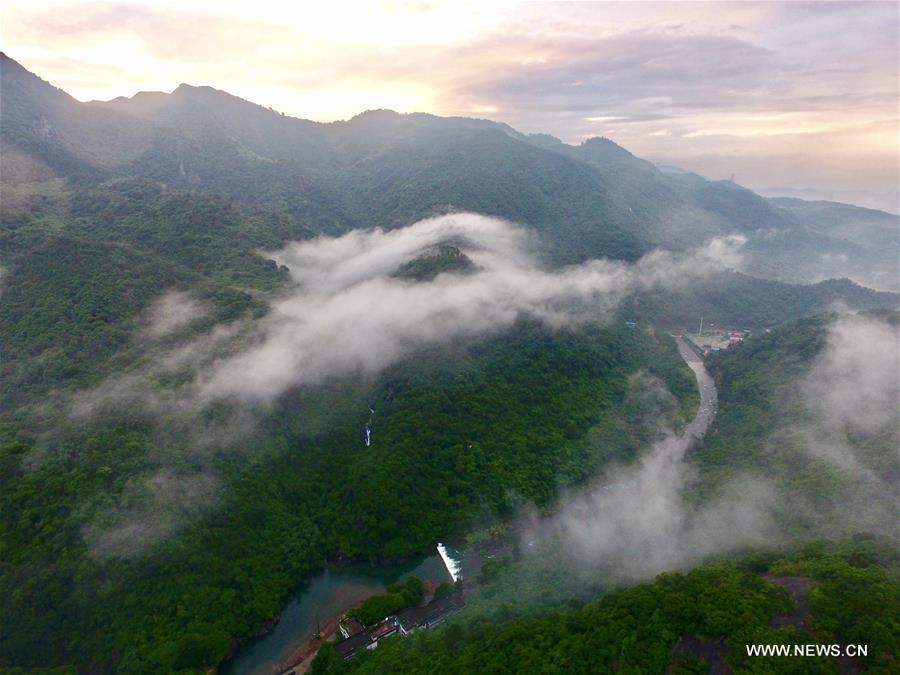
2,1 -> 897,211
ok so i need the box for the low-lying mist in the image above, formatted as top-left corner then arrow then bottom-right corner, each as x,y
772,312 -> 900,534
197,214 -> 745,404
67,213 -> 749,557
521,429 -> 778,590
497,312 -> 898,603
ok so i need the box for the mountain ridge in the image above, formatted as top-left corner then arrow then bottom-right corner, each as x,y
1,51 -> 898,675
2,51 -> 898,287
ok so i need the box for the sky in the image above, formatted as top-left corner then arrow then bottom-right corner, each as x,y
2,0 -> 898,210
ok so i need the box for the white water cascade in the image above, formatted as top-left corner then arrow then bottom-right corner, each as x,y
436,542 -> 462,582
364,406 -> 375,447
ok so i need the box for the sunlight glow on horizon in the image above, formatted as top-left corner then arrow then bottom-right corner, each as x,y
1,0 -> 897,204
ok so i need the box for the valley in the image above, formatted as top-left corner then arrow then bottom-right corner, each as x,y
0,49 -> 897,675
309,312 -> 899,674
231,332 -> 719,675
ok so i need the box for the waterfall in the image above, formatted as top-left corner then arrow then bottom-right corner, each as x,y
436,542 -> 462,582
363,405 -> 375,447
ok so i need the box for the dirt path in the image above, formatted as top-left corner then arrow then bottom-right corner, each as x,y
275,615 -> 340,675
274,581 -> 444,674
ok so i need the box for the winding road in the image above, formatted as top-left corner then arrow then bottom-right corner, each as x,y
674,336 -> 717,449
227,335 -> 718,675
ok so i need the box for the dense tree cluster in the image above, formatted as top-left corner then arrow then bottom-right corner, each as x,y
691,310 -> 899,535
314,540 -> 899,674
1,53 -> 897,674
349,577 -> 424,626
392,245 -> 473,281
624,273 -> 898,331
0,320 -> 696,672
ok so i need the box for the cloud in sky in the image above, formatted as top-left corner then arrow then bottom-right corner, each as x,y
1,0 -> 897,203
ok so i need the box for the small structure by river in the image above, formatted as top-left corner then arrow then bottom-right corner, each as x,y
227,337 -> 717,674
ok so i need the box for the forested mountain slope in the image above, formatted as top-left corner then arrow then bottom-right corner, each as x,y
1,51 -> 898,675
626,273 -> 899,330
313,540 -> 899,674
692,310 -> 899,536
3,52 -> 898,285
0,323 -> 697,672
313,312 -> 900,674
3,53 -> 895,407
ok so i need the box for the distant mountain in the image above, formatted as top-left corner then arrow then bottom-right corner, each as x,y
3,52 -> 897,288
0,53 -> 154,179
2,50 -> 896,408
1,52 -> 895,409
760,185 -> 899,215
1,53 -> 898,675
626,272 -> 899,330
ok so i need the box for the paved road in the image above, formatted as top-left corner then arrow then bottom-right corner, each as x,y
674,336 -> 717,456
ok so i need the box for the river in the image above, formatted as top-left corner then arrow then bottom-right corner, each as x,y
220,553 -> 460,675
222,337 -> 715,674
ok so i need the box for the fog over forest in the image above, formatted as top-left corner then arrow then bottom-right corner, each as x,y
1,32 -> 897,673
71,214 -> 747,558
